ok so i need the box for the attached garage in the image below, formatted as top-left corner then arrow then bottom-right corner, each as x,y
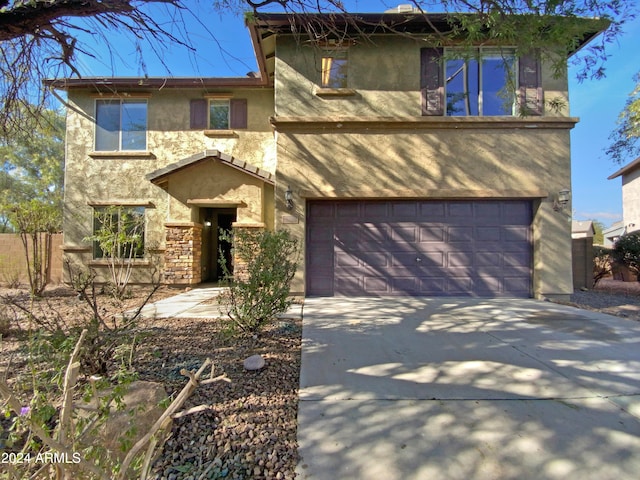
306,199 -> 532,297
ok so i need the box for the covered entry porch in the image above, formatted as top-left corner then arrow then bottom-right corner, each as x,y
146,150 -> 274,285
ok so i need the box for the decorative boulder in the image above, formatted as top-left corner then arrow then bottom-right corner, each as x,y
243,354 -> 265,371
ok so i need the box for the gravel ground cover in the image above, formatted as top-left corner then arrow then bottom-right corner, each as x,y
2,278 -> 640,479
0,286 -> 301,480
563,278 -> 640,320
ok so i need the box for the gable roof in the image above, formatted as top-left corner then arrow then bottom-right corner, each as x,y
44,12 -> 608,91
146,150 -> 274,185
607,156 -> 640,180
572,220 -> 595,235
247,12 -> 608,83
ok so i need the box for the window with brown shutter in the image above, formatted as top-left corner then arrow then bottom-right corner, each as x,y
230,99 -> 248,129
190,99 -> 207,129
421,47 -> 444,116
422,47 -> 542,117
189,97 -> 248,130
518,51 -> 543,116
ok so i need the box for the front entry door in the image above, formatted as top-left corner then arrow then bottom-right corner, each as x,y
200,208 -> 236,282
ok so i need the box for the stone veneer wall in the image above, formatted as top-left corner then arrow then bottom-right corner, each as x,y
232,224 -> 265,283
164,223 -> 202,285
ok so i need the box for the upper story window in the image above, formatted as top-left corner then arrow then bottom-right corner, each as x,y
210,99 -> 230,129
190,98 -> 247,130
95,99 -> 147,151
321,52 -> 348,88
445,49 -> 517,116
421,47 -> 542,117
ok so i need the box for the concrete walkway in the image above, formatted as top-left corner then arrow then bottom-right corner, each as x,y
136,285 -> 303,319
296,297 -> 640,480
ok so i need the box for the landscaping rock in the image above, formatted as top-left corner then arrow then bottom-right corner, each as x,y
243,354 -> 266,371
78,380 -> 168,462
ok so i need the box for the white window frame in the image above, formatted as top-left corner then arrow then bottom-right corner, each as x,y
94,98 -> 148,151
444,47 -> 518,117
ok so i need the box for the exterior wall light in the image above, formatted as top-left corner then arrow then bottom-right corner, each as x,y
553,188 -> 571,212
285,186 -> 294,210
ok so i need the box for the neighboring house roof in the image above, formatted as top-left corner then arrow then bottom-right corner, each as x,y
145,150 -> 274,185
603,221 -> 625,247
607,156 -> 640,180
43,12 -> 608,91
571,220 -> 595,237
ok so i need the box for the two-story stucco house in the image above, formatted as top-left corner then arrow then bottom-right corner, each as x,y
608,156 -> 640,236
46,12 -> 605,300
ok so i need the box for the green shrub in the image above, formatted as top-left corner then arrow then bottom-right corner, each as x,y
218,228 -> 299,335
593,246 -> 613,286
613,233 -> 640,281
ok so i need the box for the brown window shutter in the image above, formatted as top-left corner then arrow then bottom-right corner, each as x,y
230,99 -> 248,129
190,99 -> 207,129
518,52 -> 543,116
420,47 -> 444,116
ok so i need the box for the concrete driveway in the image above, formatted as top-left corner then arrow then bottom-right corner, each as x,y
296,297 -> 640,480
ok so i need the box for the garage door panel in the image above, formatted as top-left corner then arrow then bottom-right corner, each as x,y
363,202 -> 388,218
335,252 -> 359,267
393,252 -> 424,268
334,277 -> 363,295
419,202 -> 446,218
364,277 -> 389,293
448,202 -> 474,217
474,276 -> 502,295
476,226 -> 502,242
447,276 -> 474,294
363,252 -> 389,267
307,200 -> 532,297
504,202 -> 532,222
392,226 -> 418,242
448,251 -> 474,267
419,278 -> 447,294
392,202 -> 418,217
504,226 -> 530,242
475,252 -> 502,267
475,202 -> 502,218
392,277 -> 418,293
419,226 -> 446,242
308,202 -> 334,218
504,251 -> 531,267
336,203 -> 360,218
448,226 -> 474,243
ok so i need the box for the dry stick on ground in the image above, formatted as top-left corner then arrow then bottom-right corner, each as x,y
56,328 -> 86,480
118,358 -> 229,480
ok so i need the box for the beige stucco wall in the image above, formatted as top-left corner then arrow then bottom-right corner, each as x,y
622,169 -> 640,233
273,125 -> 574,298
272,35 -> 574,298
63,87 -> 275,283
274,36 -> 569,117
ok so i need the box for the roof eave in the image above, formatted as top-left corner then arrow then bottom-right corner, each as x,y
43,76 -> 268,91
608,156 -> 640,180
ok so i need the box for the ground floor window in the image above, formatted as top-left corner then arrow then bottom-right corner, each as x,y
92,206 -> 145,259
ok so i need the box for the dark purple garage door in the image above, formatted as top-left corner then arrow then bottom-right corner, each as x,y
306,200 -> 532,297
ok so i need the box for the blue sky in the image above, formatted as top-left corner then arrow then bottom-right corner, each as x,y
71,1 -> 640,228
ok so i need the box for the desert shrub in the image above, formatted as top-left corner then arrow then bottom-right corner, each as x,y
218,228 -> 299,334
0,254 -> 21,288
593,246 -> 613,286
85,206 -> 145,300
613,233 -> 640,281
7,200 -> 61,296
